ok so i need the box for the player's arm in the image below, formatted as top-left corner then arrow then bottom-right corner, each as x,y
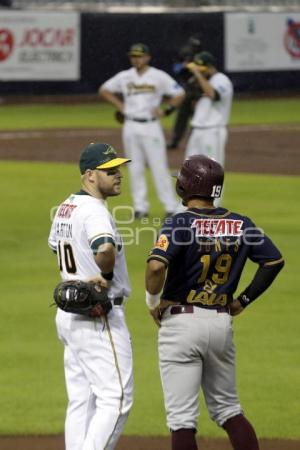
160,92 -> 185,117
230,259 -> 284,316
87,212 -> 117,283
48,221 -> 57,254
86,243 -> 115,289
186,64 -> 218,100
145,220 -> 183,325
146,259 -> 167,296
230,228 -> 284,316
155,94 -> 185,118
154,75 -> 185,118
145,258 -> 167,327
94,242 -> 115,276
168,91 -> 185,108
99,88 -> 124,113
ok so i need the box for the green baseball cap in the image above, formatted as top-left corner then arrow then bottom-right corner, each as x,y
194,51 -> 216,67
128,43 -> 150,56
79,143 -> 131,174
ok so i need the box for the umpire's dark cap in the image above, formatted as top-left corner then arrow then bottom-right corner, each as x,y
128,43 -> 150,56
79,143 -> 131,174
194,51 -> 216,67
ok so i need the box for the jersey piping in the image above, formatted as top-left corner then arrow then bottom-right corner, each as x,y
186,209 -> 232,218
263,258 -> 284,266
89,233 -> 115,245
103,316 -> 125,449
147,254 -> 169,266
90,235 -> 116,252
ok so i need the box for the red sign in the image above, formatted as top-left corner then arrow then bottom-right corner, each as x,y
191,219 -> 243,237
0,29 -> 14,62
284,18 -> 300,58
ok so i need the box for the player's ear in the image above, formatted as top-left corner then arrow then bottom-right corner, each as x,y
83,169 -> 95,183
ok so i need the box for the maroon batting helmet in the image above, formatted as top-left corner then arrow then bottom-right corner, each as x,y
176,155 -> 224,204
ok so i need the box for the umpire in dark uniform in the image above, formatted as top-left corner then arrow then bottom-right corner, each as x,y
167,35 -> 203,150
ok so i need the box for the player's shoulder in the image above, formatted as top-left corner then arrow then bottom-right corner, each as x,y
149,66 -> 171,78
226,210 -> 254,227
55,194 -> 77,213
216,72 -> 233,87
116,68 -> 133,78
213,71 -> 229,80
173,208 -> 251,224
148,65 -> 161,73
168,211 -> 198,227
106,68 -> 132,81
70,192 -> 107,214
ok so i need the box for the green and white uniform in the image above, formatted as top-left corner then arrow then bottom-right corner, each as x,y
48,191 -> 133,450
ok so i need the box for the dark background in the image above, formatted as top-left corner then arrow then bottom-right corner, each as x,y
1,11 -> 299,96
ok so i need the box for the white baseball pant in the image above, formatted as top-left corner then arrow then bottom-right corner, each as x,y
123,120 -> 177,214
159,307 -> 242,430
56,307 -> 133,450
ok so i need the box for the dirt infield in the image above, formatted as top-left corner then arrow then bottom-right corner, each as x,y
0,123 -> 299,449
0,124 -> 300,175
0,434 -> 299,450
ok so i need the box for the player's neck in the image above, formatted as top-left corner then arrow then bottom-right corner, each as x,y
136,65 -> 149,75
187,199 -> 215,209
81,183 -> 106,201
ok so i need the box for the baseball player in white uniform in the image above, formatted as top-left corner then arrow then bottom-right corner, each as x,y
48,143 -> 133,450
185,51 -> 233,169
99,43 -> 185,219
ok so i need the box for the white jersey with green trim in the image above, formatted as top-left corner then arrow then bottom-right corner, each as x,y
191,72 -> 233,128
101,66 -> 183,215
48,192 -> 130,299
101,66 -> 184,121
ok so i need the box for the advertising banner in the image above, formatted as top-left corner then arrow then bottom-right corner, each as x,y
0,11 -> 80,80
225,12 -> 300,72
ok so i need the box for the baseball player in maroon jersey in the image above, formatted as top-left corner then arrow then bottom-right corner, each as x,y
145,155 -> 284,450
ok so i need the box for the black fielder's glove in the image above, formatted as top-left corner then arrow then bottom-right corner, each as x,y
53,280 -> 112,317
114,110 -> 125,124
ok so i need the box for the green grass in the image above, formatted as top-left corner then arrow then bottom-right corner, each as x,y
0,161 -> 299,437
0,98 -> 300,130
231,98 -> 300,125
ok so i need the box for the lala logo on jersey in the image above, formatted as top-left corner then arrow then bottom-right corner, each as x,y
191,218 -> 243,237
155,234 -> 169,251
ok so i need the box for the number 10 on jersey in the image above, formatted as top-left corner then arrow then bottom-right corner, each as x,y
57,240 -> 77,274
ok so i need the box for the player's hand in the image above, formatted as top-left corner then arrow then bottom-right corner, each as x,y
116,103 -> 124,114
229,299 -> 245,316
89,303 -> 106,318
185,62 -> 199,74
149,307 -> 162,327
186,62 -> 206,76
87,275 -> 110,289
152,107 -> 165,118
